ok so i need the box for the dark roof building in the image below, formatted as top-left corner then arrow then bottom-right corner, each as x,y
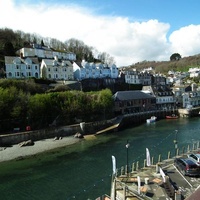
113,90 -> 156,114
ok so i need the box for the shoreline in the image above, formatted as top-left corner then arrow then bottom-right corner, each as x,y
0,135 -> 88,163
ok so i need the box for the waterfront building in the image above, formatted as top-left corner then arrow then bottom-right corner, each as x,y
172,83 -> 200,108
5,56 -> 40,79
142,84 -> 176,110
113,90 -> 156,114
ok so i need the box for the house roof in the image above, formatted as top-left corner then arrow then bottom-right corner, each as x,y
113,90 -> 155,101
5,56 -> 19,64
42,59 -> 73,67
5,56 -> 40,65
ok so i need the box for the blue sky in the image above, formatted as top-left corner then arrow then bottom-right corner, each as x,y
1,0 -> 200,66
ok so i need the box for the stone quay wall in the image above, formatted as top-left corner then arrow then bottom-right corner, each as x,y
0,119 -> 114,146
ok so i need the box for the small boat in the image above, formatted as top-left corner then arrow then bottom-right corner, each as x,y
166,114 -> 178,119
146,116 -> 157,123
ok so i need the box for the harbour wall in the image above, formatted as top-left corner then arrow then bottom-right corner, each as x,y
0,119 -> 114,146
1,107 -> 198,146
118,109 -> 178,129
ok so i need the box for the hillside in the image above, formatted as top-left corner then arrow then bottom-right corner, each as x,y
128,54 -> 200,74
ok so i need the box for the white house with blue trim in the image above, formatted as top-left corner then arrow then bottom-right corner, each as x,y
73,60 -> 119,80
5,56 -> 40,79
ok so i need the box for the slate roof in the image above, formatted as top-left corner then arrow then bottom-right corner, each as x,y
5,56 -> 19,64
113,90 -> 155,101
42,59 -> 73,67
5,56 -> 40,65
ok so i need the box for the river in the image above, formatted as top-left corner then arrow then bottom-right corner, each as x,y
0,117 -> 200,200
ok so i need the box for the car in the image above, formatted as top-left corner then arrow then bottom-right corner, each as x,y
174,158 -> 200,176
187,153 -> 200,166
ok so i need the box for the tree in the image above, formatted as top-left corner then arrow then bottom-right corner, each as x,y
98,52 -> 116,65
4,42 -> 15,56
64,38 -> 96,62
41,39 -> 45,46
170,53 -> 181,61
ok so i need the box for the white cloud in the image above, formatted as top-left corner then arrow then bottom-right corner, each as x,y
169,25 -> 200,58
1,0 -> 200,66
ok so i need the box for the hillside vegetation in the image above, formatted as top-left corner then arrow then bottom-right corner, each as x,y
0,79 -> 114,133
129,54 -> 200,74
0,27 -> 115,73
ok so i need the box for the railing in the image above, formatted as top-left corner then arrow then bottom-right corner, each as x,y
115,141 -> 200,176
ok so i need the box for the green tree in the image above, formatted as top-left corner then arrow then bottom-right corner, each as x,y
170,53 -> 181,61
4,42 -> 15,56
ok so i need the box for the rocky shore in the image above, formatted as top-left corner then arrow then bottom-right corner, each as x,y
0,136 -> 82,163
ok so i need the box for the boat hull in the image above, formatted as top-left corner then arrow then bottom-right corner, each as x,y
166,116 -> 178,119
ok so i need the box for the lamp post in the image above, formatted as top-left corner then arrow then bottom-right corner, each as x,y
126,140 -> 130,174
174,130 -> 178,157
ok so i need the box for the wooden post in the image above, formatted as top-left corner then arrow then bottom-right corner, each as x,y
187,145 -> 190,153
125,165 -> 128,175
168,151 -> 171,159
197,141 -> 200,149
132,163 -> 135,172
151,157 -> 154,165
121,166 -> 124,175
158,154 -> 161,163
136,161 -> 139,171
177,148 -> 179,156
144,159 -> 146,168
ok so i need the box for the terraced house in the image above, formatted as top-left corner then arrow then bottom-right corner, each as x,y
5,43 -> 76,80
5,56 -> 40,79
40,56 -> 74,80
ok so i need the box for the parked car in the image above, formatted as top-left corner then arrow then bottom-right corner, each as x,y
174,158 -> 200,176
187,153 -> 200,166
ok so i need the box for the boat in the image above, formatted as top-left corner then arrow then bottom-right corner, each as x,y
166,114 -> 178,119
146,116 -> 157,123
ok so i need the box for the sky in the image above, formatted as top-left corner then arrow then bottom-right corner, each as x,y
1,0 -> 200,67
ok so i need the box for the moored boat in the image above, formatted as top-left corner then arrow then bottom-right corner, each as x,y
146,116 -> 157,123
166,114 -> 178,119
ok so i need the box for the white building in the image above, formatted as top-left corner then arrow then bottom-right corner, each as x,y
19,44 -> 76,61
124,69 -> 152,85
5,56 -> 40,79
182,84 -> 200,108
188,67 -> 200,78
40,56 -> 74,80
73,60 -> 118,80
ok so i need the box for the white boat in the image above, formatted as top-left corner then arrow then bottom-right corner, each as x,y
146,116 -> 157,123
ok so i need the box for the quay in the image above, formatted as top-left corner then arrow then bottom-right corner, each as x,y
95,107 -> 200,134
99,142 -> 200,200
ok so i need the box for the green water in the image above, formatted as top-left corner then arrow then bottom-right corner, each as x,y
0,117 -> 200,200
